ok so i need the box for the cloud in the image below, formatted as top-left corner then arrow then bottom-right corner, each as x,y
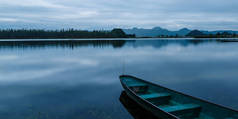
0,18 -> 18,22
0,0 -> 237,30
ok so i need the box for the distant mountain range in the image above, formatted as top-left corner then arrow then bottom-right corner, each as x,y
123,27 -> 238,37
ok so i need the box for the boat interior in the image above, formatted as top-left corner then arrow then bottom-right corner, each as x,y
122,76 -> 238,119
119,91 -> 159,119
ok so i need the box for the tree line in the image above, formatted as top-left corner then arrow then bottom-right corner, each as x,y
0,28 -> 135,39
186,30 -> 238,38
202,32 -> 238,38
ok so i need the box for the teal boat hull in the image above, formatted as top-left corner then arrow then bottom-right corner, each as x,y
119,91 -> 160,119
120,75 -> 238,119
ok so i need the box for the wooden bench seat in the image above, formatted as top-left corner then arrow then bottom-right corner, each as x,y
140,93 -> 171,105
161,104 -> 201,118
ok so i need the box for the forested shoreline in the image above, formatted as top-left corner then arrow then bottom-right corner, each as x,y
0,28 -> 135,39
186,30 -> 238,38
1,28 -> 238,39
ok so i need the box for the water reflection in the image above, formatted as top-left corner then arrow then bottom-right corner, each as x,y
0,40 -> 127,49
0,39 -> 238,119
0,39 -> 235,50
1,39 -> 237,51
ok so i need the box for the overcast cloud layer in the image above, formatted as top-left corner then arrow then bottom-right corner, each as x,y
0,0 -> 238,30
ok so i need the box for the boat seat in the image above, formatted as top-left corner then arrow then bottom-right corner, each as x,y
161,104 -> 201,118
128,83 -> 148,94
140,93 -> 171,105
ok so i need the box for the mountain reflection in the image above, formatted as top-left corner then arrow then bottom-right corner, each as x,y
126,39 -> 238,49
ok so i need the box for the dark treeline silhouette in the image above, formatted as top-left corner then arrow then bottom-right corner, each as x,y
156,34 -> 183,38
136,35 -> 184,38
0,28 -> 135,39
204,32 -> 238,38
186,30 -> 238,38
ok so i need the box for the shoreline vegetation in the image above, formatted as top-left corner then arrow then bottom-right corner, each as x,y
151,30 -> 238,38
185,30 -> 238,38
0,28 -> 135,39
0,28 -> 237,39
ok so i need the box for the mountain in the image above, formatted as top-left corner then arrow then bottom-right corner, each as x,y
123,27 -> 191,37
123,27 -> 238,37
186,30 -> 205,37
175,28 -> 191,36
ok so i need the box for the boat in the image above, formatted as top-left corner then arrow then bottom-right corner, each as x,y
120,75 -> 238,119
119,91 -> 159,119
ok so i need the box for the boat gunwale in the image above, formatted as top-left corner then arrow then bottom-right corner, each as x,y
120,75 -> 238,114
120,75 -> 179,119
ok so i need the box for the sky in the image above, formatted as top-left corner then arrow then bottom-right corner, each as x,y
0,0 -> 238,30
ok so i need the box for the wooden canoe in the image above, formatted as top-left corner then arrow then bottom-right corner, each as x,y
120,75 -> 238,119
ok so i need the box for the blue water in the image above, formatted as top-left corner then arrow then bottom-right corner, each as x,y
0,39 -> 238,119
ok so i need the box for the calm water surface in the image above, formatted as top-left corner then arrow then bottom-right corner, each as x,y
0,39 -> 238,119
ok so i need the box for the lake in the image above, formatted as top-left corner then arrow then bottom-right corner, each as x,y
0,39 -> 238,119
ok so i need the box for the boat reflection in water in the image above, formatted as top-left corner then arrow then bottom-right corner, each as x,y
119,91 -> 160,119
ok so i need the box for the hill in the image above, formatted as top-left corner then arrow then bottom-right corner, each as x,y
186,30 -> 205,37
123,27 -> 238,38
123,27 -> 191,37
